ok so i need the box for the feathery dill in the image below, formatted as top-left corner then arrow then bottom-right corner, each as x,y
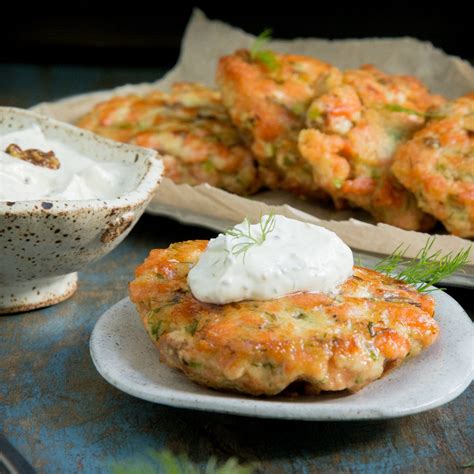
111,449 -> 255,474
250,28 -> 272,56
250,29 -> 279,71
375,237 -> 471,292
225,213 -> 277,259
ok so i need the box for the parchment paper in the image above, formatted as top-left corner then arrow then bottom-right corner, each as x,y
31,9 -> 474,268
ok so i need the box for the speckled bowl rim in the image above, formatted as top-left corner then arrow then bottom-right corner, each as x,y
0,107 -> 163,214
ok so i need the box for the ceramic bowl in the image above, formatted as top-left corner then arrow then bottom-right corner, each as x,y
0,107 -> 163,314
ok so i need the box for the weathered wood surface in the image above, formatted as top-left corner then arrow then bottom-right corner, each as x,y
0,64 -> 472,473
0,64 -> 166,108
1,215 -> 472,474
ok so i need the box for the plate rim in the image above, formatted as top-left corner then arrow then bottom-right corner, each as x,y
90,295 -> 474,421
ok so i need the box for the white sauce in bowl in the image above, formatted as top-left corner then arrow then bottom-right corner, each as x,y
0,125 -> 140,201
188,215 -> 354,304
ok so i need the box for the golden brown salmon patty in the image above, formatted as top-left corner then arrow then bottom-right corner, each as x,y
129,240 -> 438,397
298,65 -> 444,230
392,95 -> 474,237
77,82 -> 260,195
217,49 -> 332,198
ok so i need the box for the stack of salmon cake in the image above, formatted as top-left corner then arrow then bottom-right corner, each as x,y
78,42 -> 473,236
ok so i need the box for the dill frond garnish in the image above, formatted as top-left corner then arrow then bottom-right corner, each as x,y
250,29 -> 279,71
225,213 -> 277,259
250,28 -> 272,55
254,51 -> 279,71
111,448 -> 256,474
375,237 -> 471,292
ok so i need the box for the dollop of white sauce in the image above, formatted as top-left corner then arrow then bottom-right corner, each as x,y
0,125 -> 140,201
188,215 -> 354,304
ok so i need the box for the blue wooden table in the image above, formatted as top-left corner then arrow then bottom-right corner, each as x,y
0,64 -> 473,473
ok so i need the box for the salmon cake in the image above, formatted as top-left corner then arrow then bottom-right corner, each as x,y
298,65 -> 444,230
78,82 -> 260,195
217,49 -> 332,198
392,94 -> 474,237
129,240 -> 438,396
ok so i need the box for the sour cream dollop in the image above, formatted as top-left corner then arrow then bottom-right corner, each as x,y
0,125 -> 140,201
188,215 -> 354,304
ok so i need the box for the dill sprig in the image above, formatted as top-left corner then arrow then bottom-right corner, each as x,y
250,28 -> 272,56
375,237 -> 471,292
111,449 -> 255,474
225,213 -> 277,259
250,29 -> 279,71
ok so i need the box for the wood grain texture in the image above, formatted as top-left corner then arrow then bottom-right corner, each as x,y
1,215 -> 472,474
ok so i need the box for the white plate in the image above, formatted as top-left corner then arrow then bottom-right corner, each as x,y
90,295 -> 473,420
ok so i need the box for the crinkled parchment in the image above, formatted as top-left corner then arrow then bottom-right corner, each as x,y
32,9 -> 474,271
